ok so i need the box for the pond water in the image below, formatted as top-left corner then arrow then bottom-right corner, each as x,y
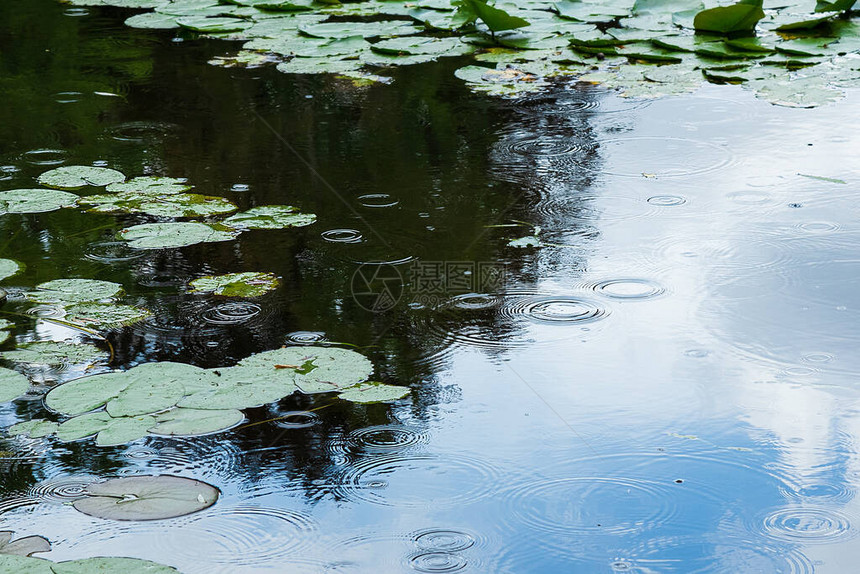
2,0 -> 860,572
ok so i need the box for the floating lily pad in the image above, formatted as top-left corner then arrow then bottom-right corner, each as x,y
0,189 -> 79,214
0,367 -> 30,402
28,279 -> 123,304
72,475 -> 219,521
105,176 -> 192,195
337,381 -> 411,403
177,367 -> 295,410
224,205 -> 317,230
148,407 -> 244,435
0,259 -> 22,282
119,222 -> 241,249
61,304 -> 151,329
37,166 -> 125,190
189,272 -> 280,297
240,346 -> 373,393
57,412 -> 156,446
0,532 -> 50,557
7,419 -> 60,439
0,341 -> 108,368
51,556 -> 180,573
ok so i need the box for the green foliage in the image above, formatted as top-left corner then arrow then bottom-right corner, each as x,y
457,0 -> 530,34
694,0 -> 764,34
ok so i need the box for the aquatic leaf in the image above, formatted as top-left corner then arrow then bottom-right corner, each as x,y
798,173 -> 847,184
0,555 -> 53,573
28,279 -> 123,304
36,166 -> 125,190
105,176 -> 192,195
189,272 -> 280,297
56,411 -> 113,441
459,0 -> 530,33
104,193 -> 237,218
337,381 -> 411,403
51,556 -> 180,573
0,189 -> 79,214
106,378 -> 188,417
119,222 -> 241,249
149,407 -> 244,435
223,205 -> 316,230
177,366 -> 295,409
45,372 -> 132,416
0,532 -> 50,557
7,419 -> 59,439
774,14 -> 836,31
0,367 -> 29,403
126,12 -> 181,28
815,0 -> 856,12
632,0 -> 703,15
0,341 -> 108,368
0,259 -> 21,282
72,475 -> 219,521
177,16 -> 250,33
371,37 -> 471,56
61,304 -> 151,329
276,56 -> 364,75
94,416 -> 158,446
239,346 -> 373,393
694,0 -> 764,34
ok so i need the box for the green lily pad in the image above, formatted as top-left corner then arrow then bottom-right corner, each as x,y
51,557 -> 180,573
148,407 -> 244,435
56,412 -> 156,446
223,205 -> 317,230
177,365 -> 296,409
0,367 -> 30,402
0,341 -> 108,368
126,11 -> 181,28
693,0 -> 764,34
28,279 -> 123,304
239,346 -> 373,393
119,222 -> 241,249
189,272 -> 281,297
84,192 -> 238,218
337,381 -> 411,403
0,532 -> 50,557
36,166 -> 125,190
7,419 -> 60,439
0,259 -> 22,282
105,176 -> 192,195
177,16 -> 250,33
61,304 -> 151,329
0,189 -> 79,214
46,372 -> 132,416
0,555 -> 52,574
72,475 -> 219,521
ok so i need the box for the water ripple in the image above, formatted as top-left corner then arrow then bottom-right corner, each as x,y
757,506 -> 855,544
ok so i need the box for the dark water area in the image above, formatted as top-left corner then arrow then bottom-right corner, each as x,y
2,0 -> 860,571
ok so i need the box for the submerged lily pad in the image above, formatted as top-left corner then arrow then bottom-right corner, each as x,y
119,222 -> 241,249
189,272 -> 280,297
0,189 -> 79,214
72,475 -> 219,521
337,381 -> 411,403
0,259 -> 22,282
28,279 -> 123,304
37,166 -> 125,189
0,367 -> 30,403
0,341 -> 108,368
0,532 -> 51,557
223,205 -> 316,230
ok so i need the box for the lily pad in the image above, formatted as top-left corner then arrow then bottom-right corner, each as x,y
0,341 -> 108,368
0,367 -> 30,402
72,475 -> 219,521
105,176 -> 192,195
7,419 -> 60,439
693,0 -> 764,34
148,407 -> 244,435
36,166 -> 125,189
119,222 -> 241,249
46,372 -> 133,416
337,381 -> 411,403
0,259 -> 22,282
0,189 -> 79,214
28,279 -> 123,304
223,205 -> 317,230
189,272 -> 280,297
51,557 -> 180,573
239,346 -> 373,393
0,532 -> 51,557
61,304 -> 151,329
177,366 -> 295,409
56,412 -> 156,446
